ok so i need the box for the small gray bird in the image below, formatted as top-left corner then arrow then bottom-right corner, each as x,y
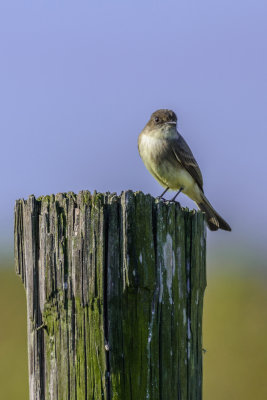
138,109 -> 231,231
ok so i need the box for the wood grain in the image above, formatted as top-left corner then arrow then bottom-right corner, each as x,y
14,190 -> 206,400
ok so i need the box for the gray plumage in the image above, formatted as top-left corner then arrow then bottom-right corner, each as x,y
138,109 -> 231,231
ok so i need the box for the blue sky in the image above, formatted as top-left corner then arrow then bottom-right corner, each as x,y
1,1 -> 266,268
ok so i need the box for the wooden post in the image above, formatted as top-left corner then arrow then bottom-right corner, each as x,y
14,190 -> 206,400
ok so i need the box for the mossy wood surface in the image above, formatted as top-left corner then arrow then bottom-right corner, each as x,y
14,190 -> 206,400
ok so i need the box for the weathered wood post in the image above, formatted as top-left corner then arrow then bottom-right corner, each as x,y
14,190 -> 206,400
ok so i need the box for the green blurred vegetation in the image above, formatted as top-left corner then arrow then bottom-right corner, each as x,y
0,267 -> 28,400
0,266 -> 266,399
203,272 -> 267,399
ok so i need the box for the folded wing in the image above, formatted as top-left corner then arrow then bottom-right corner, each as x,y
171,133 -> 204,191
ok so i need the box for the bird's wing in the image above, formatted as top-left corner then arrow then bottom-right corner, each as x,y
171,133 -> 204,191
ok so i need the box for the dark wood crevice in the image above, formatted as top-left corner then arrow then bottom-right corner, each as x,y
14,190 -> 206,400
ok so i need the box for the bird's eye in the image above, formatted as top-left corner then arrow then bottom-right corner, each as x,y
154,117 -> 159,123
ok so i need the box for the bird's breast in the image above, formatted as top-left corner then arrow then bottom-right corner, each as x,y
138,134 -> 168,171
138,132 -> 200,199
139,134 -> 163,161
138,133 -> 180,188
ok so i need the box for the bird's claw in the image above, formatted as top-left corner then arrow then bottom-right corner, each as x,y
169,200 -> 181,206
155,197 -> 180,206
156,196 -> 167,202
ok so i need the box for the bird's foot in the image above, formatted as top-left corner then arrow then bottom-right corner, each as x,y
168,200 -> 181,206
156,197 -> 180,206
156,196 -> 166,202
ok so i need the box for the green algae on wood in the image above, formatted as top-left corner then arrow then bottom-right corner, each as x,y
14,190 -> 206,400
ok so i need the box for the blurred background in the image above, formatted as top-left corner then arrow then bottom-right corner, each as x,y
0,1 -> 266,399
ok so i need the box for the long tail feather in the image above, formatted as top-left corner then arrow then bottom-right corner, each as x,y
197,194 -> 231,231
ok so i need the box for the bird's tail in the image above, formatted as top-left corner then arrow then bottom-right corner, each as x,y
197,193 -> 231,231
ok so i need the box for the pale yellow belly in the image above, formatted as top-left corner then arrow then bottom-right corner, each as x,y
139,134 -> 202,202
150,159 -> 202,201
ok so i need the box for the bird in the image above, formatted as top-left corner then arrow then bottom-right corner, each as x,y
138,109 -> 231,231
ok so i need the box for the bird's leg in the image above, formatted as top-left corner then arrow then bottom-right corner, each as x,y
157,187 -> 169,200
170,187 -> 184,202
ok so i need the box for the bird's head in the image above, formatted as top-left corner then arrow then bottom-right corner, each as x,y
147,109 -> 177,128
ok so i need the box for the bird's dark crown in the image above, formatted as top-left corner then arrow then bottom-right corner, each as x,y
147,109 -> 177,127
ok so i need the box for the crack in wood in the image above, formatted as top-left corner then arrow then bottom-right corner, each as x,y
14,190 -> 206,400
